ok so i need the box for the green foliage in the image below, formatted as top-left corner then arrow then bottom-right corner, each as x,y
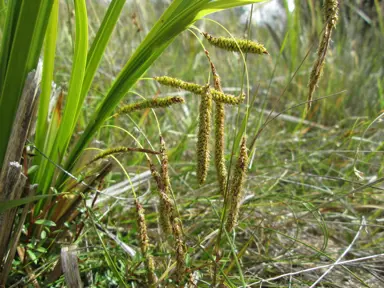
0,0 -> 54,166
59,0 -> 266,184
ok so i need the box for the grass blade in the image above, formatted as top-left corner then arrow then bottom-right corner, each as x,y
0,0 -> 53,167
75,0 -> 126,127
34,0 -> 59,154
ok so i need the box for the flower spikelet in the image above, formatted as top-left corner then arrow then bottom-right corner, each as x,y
210,90 -> 245,105
226,136 -> 248,232
116,96 -> 184,115
172,217 -> 186,284
307,0 -> 339,112
215,101 -> 227,195
149,161 -> 172,235
160,136 -> 170,195
154,76 -> 244,105
155,76 -> 203,94
203,32 -> 269,55
196,84 -> 212,185
135,200 -> 157,285
324,0 -> 339,27
205,51 -> 227,195
148,158 -> 187,283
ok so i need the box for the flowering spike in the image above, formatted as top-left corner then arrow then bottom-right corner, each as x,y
203,32 -> 269,55
205,50 -> 228,195
196,85 -> 212,185
154,76 -> 244,105
307,0 -> 339,113
226,136 -> 248,232
116,96 -> 184,116
135,200 -> 157,285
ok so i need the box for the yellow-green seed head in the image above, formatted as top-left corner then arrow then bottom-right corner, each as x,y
324,0 -> 339,27
155,76 -> 244,105
136,200 -> 149,253
172,218 -> 186,284
160,136 -> 170,194
215,102 -> 227,195
135,200 -> 157,285
155,76 -> 203,94
149,161 -> 172,235
211,90 -> 245,105
205,52 -> 228,195
116,96 -> 184,116
203,32 -> 269,55
226,136 -> 248,232
158,190 -> 173,235
196,85 -> 212,185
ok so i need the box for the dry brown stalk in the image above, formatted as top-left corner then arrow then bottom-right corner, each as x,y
53,160 -> 113,230
61,245 -> 82,288
0,185 -> 36,286
0,71 -> 39,278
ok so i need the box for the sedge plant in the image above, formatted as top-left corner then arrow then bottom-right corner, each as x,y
0,0 -> 268,285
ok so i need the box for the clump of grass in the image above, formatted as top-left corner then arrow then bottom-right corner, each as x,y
202,32 -> 269,55
6,1 -> 382,286
226,136 -> 248,232
307,0 -> 339,112
196,85 -> 213,185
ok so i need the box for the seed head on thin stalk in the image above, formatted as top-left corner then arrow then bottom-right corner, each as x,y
205,50 -> 227,195
307,0 -> 339,113
226,136 -> 248,232
115,96 -> 184,116
135,200 -> 157,285
160,137 -> 189,284
160,136 -> 170,194
202,32 -> 269,55
196,84 -> 212,185
148,158 -> 188,284
154,76 -> 244,105
172,217 -> 187,284
149,161 -> 172,235
324,0 -> 339,27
